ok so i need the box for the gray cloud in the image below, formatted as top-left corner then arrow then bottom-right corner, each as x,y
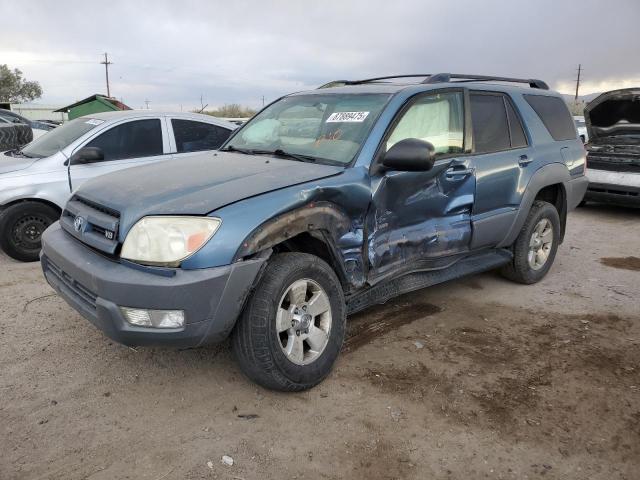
2,0 -> 639,109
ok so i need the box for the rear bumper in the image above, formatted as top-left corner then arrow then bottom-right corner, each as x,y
585,169 -> 640,206
41,222 -> 266,348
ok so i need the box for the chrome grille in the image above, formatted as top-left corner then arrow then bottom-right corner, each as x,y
61,196 -> 120,254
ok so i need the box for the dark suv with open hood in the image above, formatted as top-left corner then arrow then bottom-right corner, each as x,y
584,88 -> 640,206
40,73 -> 588,391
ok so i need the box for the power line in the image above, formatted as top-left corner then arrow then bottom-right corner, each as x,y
100,52 -> 113,98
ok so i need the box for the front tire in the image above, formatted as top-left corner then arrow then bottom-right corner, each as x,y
0,201 -> 59,262
232,253 -> 346,391
501,200 -> 560,284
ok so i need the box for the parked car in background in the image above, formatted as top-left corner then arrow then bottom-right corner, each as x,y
40,73 -> 587,391
0,110 -> 33,150
0,111 -> 236,261
574,115 -> 589,143
0,109 -> 55,140
583,88 -> 640,207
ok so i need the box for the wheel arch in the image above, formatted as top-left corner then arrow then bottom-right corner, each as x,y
233,202 -> 354,290
499,163 -> 570,247
0,197 -> 63,216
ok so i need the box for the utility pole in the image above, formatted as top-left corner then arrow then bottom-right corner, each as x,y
574,64 -> 582,101
144,99 -> 150,109
100,52 -> 113,98
262,95 -> 265,107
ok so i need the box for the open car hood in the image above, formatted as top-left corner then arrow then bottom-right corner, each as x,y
585,88 -> 640,141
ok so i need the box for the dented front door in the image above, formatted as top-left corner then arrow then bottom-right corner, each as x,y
366,89 -> 475,283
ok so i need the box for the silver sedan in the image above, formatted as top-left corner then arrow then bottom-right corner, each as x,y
0,111 -> 236,261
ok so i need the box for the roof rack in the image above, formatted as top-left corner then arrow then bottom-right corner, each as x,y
318,73 -> 549,90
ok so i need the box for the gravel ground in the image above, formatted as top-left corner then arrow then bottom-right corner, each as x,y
1,204 -> 639,480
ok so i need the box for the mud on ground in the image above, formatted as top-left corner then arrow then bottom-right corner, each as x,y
1,204 -> 639,479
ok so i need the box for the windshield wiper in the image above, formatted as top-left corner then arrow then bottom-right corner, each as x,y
222,145 -> 317,163
220,145 -> 255,155
7,149 -> 34,158
270,149 -> 317,163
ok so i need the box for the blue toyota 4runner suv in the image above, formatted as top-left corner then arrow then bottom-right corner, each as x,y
41,74 -> 588,391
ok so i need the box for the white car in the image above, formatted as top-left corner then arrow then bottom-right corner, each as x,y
583,88 -> 640,207
0,111 -> 236,261
574,115 -> 589,143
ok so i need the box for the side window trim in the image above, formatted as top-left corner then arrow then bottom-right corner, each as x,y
502,96 -> 514,147
371,87 -> 469,172
469,90 -> 529,154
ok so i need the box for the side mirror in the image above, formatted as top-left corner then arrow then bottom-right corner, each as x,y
69,147 -> 104,165
382,138 -> 436,172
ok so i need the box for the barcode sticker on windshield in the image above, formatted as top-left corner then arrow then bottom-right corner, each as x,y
85,119 -> 105,126
326,111 -> 369,123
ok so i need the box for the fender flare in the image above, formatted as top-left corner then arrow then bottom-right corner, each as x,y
498,163 -> 570,247
233,201 -> 352,262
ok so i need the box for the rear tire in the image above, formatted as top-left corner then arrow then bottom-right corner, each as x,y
0,201 -> 59,262
500,200 -> 560,284
232,252 -> 346,391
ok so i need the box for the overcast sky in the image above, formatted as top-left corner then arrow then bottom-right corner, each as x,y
1,0 -> 639,110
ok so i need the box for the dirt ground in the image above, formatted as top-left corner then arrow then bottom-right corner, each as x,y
1,204 -> 639,480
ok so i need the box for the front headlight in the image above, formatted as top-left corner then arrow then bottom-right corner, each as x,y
121,216 -> 221,266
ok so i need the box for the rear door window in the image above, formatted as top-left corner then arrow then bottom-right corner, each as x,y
171,119 -> 232,153
470,93 -> 511,153
505,98 -> 528,148
86,119 -> 163,161
524,94 -> 576,141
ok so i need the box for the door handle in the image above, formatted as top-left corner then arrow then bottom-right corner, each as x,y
518,154 -> 533,167
445,166 -> 474,180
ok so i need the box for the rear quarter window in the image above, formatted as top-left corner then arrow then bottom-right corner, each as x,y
524,95 -> 576,141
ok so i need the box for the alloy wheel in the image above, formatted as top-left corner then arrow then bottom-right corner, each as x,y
276,278 -> 332,365
528,218 -> 553,270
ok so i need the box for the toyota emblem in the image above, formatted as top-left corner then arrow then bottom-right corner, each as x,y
73,216 -> 85,232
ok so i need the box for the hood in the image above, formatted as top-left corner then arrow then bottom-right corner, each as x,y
76,151 -> 343,233
0,151 -> 37,174
585,88 -> 640,141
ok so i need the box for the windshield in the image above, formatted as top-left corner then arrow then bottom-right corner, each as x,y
224,93 -> 391,165
21,117 -> 104,158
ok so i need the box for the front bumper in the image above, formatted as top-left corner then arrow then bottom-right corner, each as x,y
585,169 -> 640,206
41,222 -> 266,348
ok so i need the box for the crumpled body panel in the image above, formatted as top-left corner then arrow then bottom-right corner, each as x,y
366,161 -> 475,282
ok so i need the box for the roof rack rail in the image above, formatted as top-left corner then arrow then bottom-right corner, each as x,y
317,74 -> 433,89
422,73 -> 549,90
318,73 -> 549,90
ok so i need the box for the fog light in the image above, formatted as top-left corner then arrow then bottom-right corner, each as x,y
120,307 -> 185,328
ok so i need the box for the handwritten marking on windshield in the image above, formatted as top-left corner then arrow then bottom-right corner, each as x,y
315,129 -> 343,147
